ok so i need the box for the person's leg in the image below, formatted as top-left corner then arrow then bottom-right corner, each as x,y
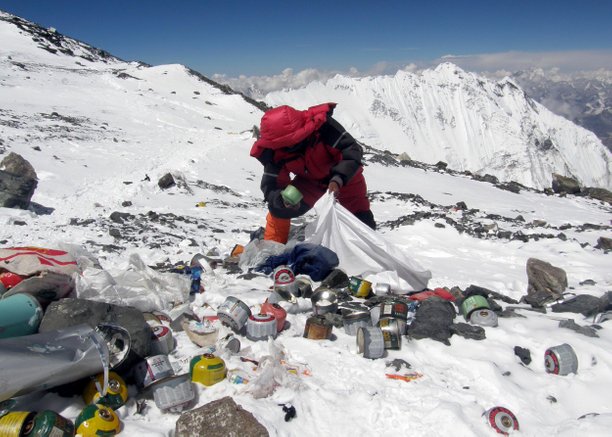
336,170 -> 376,230
263,212 -> 291,244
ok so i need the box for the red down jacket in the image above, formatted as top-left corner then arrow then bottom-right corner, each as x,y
250,103 -> 372,220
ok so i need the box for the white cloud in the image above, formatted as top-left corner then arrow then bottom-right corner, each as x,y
213,50 -> 612,96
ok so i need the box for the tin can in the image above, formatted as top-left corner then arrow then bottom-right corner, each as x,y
469,309 -> 498,327
356,326 -> 385,359
133,355 -> 175,390
378,318 -> 402,350
0,293 -> 43,339
342,310 -> 372,336
28,410 -> 75,437
303,315 -> 332,340
272,266 -> 299,303
150,325 -> 175,355
372,283 -> 391,296
483,406 -> 519,435
370,305 -> 381,325
75,404 -> 121,437
217,296 -> 251,332
280,185 -> 303,206
0,411 -> 35,436
246,313 -> 277,341
295,274 -> 314,299
544,343 -> 578,375
379,301 -> 409,333
151,373 -> 195,413
311,288 -> 338,316
261,301 -> 287,332
461,295 -> 490,320
83,371 -> 128,410
348,276 -> 372,298
190,353 -> 226,386
217,334 -> 241,354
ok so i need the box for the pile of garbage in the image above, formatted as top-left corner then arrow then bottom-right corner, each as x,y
1,241 -> 610,436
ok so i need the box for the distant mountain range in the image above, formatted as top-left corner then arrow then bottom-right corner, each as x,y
264,64 -> 611,190
511,68 -> 612,153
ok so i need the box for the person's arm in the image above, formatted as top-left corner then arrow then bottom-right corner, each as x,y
319,117 -> 363,190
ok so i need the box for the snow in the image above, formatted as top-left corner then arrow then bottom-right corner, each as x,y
1,11 -> 612,437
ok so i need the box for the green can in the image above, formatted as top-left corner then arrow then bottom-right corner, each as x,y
460,295 -> 490,320
280,185 -> 303,206
348,277 -> 372,298
26,410 -> 75,437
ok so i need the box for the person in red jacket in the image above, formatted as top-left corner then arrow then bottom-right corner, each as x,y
251,102 -> 376,244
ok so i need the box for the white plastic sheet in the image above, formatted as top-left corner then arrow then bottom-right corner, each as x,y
306,192 -> 432,293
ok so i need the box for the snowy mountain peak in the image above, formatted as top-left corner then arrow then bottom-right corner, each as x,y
265,63 -> 612,190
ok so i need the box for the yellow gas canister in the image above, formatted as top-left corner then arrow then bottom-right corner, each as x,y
83,371 -> 128,410
75,404 -> 121,437
190,353 -> 226,386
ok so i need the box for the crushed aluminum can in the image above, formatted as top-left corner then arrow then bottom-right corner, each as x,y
217,333 -> 241,354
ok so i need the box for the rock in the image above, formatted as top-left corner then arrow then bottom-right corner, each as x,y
595,237 -> 612,251
551,294 -> 604,317
582,187 -> 612,204
406,298 -> 456,345
450,323 -> 486,340
386,358 -> 412,371
0,152 -> 38,209
523,258 -> 567,307
39,298 -> 152,372
558,319 -> 599,338
435,161 -> 448,170
158,172 -> 176,189
551,173 -> 581,194
320,269 -> 349,290
175,396 -> 269,437
514,346 -> 532,365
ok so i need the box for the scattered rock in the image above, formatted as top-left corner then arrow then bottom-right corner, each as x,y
551,173 -> 580,195
551,294 -> 604,317
406,298 -> 456,345
595,237 -> 612,251
523,258 -> 567,307
0,152 -> 38,209
514,346 -> 532,365
558,319 -> 599,338
386,358 -> 412,371
320,269 -> 349,289
450,322 -> 486,340
581,187 -> 612,204
158,172 -> 176,189
175,396 -> 269,437
579,279 -> 596,286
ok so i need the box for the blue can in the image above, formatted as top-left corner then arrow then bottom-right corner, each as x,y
0,293 -> 43,339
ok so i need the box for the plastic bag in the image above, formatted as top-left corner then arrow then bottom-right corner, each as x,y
306,193 -> 432,292
238,238 -> 287,271
76,253 -> 189,312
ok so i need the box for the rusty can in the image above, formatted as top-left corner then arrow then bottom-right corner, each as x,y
303,315 -> 332,340
378,318 -> 402,350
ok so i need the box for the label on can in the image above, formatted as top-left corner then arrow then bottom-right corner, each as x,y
461,295 -> 489,320
380,302 -> 409,320
356,327 -> 385,359
348,277 -> 372,298
378,318 -> 402,350
217,296 -> 251,332
134,355 -> 175,389
31,410 -> 75,437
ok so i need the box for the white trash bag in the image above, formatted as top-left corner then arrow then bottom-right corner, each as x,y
306,192 -> 431,293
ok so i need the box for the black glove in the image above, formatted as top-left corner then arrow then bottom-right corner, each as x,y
267,190 -> 308,219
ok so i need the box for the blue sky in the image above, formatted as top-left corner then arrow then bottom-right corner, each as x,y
1,0 -> 611,77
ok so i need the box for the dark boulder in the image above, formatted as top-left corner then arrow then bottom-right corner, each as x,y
551,173 -> 580,195
175,396 -> 269,437
523,258 -> 567,307
0,152 -> 38,209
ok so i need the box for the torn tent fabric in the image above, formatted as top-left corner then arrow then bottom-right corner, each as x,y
255,243 -> 339,281
306,192 -> 432,292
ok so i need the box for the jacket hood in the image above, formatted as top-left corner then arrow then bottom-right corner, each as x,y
251,103 -> 336,157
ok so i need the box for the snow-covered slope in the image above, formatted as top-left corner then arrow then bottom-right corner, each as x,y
265,64 -> 612,190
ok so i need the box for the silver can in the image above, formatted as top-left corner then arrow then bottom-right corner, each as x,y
217,296 -> 251,332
